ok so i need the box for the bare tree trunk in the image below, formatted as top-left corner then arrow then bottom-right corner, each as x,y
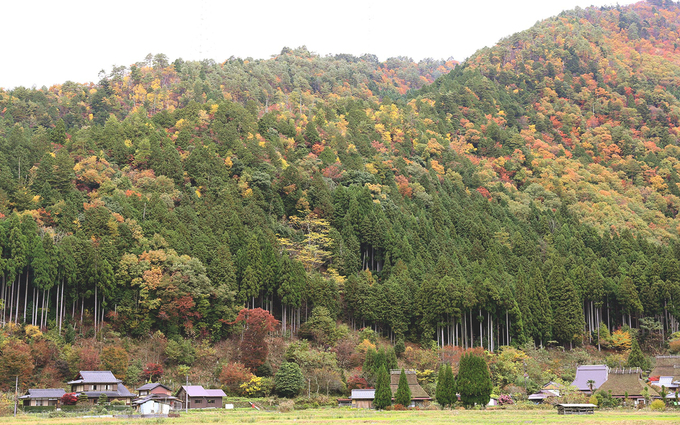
23,269 -> 28,323
94,285 -> 98,339
479,309 -> 483,349
15,275 -> 21,323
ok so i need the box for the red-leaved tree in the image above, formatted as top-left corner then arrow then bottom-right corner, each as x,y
61,393 -> 78,406
142,363 -> 164,382
231,308 -> 279,372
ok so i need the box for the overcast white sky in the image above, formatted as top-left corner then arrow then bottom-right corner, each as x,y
3,0 -> 636,89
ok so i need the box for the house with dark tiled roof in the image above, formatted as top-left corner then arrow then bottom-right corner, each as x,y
19,389 -> 65,407
67,371 -> 135,405
571,365 -> 609,394
175,385 -> 226,409
137,383 -> 172,397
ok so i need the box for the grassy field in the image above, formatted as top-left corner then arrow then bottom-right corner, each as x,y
2,408 -> 680,425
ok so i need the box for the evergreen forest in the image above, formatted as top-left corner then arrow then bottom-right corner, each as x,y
1,0 -> 680,400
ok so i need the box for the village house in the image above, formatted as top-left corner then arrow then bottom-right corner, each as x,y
650,356 -> 680,390
134,383 -> 180,413
137,383 -> 172,397
174,385 -> 226,409
571,365 -> 609,394
389,370 -> 432,407
67,371 -> 135,405
133,393 -> 182,414
348,389 -> 375,409
528,381 -> 562,403
344,371 -> 432,409
19,389 -> 65,407
596,367 -> 658,406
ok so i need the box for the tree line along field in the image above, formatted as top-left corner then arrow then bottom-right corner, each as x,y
4,0 -> 680,406
5,408 -> 680,425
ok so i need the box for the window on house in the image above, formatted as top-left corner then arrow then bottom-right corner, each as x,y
208,399 -> 215,404
92,385 -> 97,390
35,400 -> 43,406
194,399 -> 202,404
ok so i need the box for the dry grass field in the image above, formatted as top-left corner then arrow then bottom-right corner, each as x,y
2,408 -> 680,425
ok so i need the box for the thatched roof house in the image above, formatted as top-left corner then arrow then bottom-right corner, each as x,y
597,367 -> 658,405
389,370 -> 431,406
651,356 -> 680,381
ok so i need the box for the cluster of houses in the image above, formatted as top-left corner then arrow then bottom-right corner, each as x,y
528,356 -> 680,406
20,370 -> 226,414
338,370 -> 433,408
339,357 -> 680,410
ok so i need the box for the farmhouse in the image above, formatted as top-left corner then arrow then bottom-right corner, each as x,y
596,367 -> 657,405
528,381 -> 562,403
137,382 -> 173,397
67,371 -> 135,405
175,385 -> 226,409
571,365 -> 608,394
133,393 -> 182,414
650,356 -> 680,386
19,389 -> 65,407
349,389 -> 375,409
389,370 -> 432,407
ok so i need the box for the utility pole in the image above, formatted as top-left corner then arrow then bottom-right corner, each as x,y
185,375 -> 188,414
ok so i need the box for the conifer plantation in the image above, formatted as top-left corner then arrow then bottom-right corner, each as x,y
3,0 -> 680,411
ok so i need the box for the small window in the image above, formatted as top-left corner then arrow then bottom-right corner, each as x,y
194,399 -> 202,404
35,400 -> 43,406
208,399 -> 215,404
92,385 -> 97,390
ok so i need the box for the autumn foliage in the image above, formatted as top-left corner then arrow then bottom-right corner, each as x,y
231,308 -> 279,372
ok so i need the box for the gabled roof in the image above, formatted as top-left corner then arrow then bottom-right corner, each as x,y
19,389 -> 65,399
572,365 -> 608,391
389,370 -> 431,399
79,383 -> 134,399
651,356 -> 680,381
176,385 -> 225,398
137,383 -> 172,392
205,389 -> 227,397
543,381 -> 563,390
68,371 -> 120,385
132,394 -> 181,405
351,389 -> 375,399
597,368 -> 655,397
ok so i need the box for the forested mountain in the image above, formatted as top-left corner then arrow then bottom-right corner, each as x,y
1,1 -> 680,384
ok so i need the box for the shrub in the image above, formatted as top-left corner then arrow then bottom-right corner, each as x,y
650,399 -> 665,411
278,400 -> 295,412
668,339 -> 680,354
275,362 -> 304,398
256,361 -> 273,377
497,394 -> 514,405
220,362 -> 253,395
61,392 -> 78,406
392,403 -> 407,410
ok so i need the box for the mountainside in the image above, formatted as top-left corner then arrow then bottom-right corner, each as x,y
423,0 -> 680,242
1,0 -> 680,392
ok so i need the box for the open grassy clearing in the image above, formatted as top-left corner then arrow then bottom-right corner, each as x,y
2,408 -> 680,425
